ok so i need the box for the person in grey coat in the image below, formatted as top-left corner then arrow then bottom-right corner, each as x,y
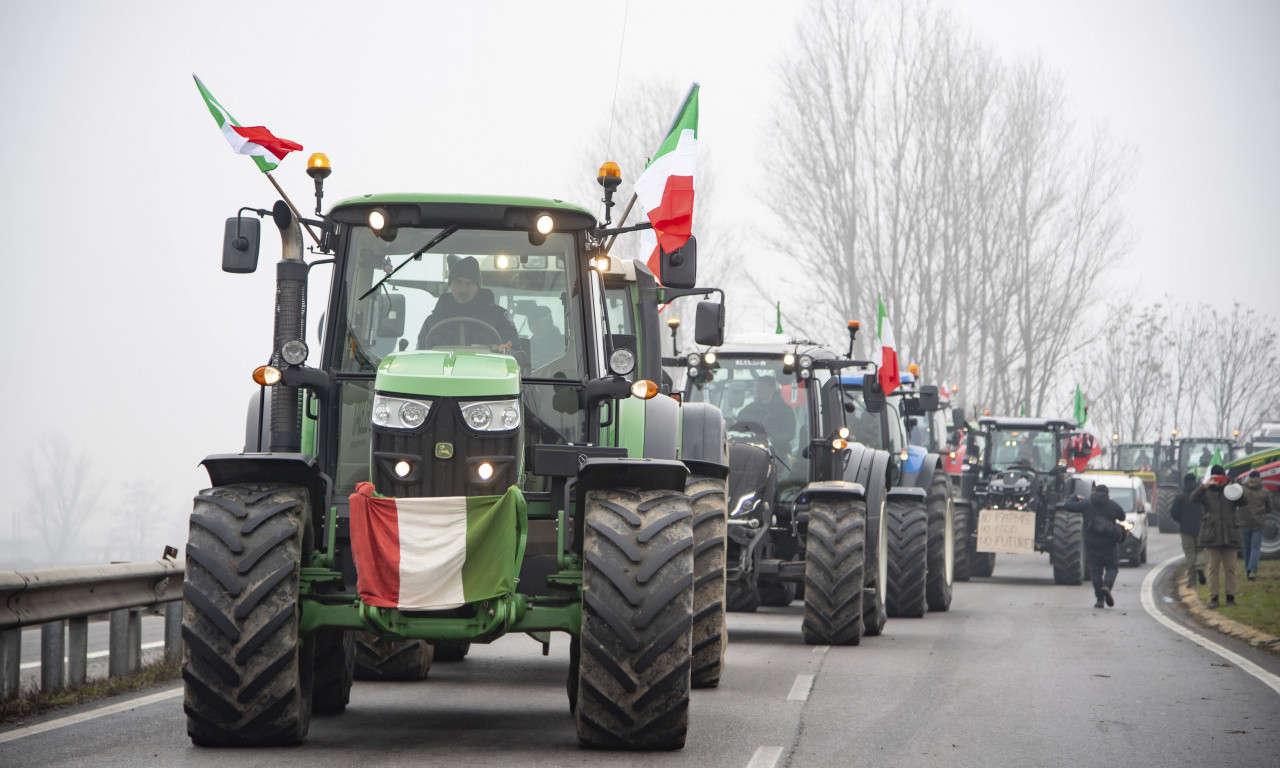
1237,471 -> 1273,581
1190,465 -> 1242,608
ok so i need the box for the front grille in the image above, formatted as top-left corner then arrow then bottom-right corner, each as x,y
372,397 -> 521,497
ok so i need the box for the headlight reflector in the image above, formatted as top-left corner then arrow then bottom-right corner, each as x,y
372,394 -> 432,429
461,398 -> 521,432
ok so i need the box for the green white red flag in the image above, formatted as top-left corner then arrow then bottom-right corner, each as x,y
874,295 -> 901,394
348,482 -> 525,610
635,84 -> 699,277
193,74 -> 302,173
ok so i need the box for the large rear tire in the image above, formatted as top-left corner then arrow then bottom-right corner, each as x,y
952,500 -> 971,582
353,632 -> 433,681
576,487 -> 693,750
885,497 -> 928,618
925,473 -> 954,612
1155,485 -> 1179,533
311,629 -> 354,715
687,475 -> 727,689
862,492 -> 888,637
1260,506 -> 1280,560
1052,510 -> 1086,585
802,496 -> 866,645
183,483 -> 313,746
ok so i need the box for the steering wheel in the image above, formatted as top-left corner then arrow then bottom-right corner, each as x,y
728,421 -> 771,441
422,317 -> 503,349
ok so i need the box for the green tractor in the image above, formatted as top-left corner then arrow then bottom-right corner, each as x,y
181,158 -> 729,749
1152,435 -> 1238,533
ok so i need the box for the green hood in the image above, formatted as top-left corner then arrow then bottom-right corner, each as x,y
376,350 -> 520,398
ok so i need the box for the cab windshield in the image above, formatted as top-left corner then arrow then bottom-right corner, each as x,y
989,428 -> 1058,472
687,356 -> 806,460
1114,444 -> 1154,471
338,226 -> 584,378
1179,440 -> 1228,475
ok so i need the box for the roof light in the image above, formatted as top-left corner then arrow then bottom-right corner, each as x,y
704,352 -> 716,365
839,427 -> 850,439
783,353 -> 796,366
535,214 -> 554,235
908,363 -> 920,376
306,152 -> 331,178
667,317 -> 681,328
494,255 -> 514,269
593,255 -> 610,271
597,161 -> 621,180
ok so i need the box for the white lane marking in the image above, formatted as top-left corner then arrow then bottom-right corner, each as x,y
787,673 -> 814,701
19,641 -> 166,671
811,644 -> 830,655
1142,554 -> 1280,698
0,686 -> 181,744
746,745 -> 784,768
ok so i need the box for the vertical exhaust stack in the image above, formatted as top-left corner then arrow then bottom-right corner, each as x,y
270,200 -> 307,453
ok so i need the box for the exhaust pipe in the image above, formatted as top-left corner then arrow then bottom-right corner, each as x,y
269,201 -> 306,453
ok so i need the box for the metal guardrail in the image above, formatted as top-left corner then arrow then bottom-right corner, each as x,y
0,560 -> 185,701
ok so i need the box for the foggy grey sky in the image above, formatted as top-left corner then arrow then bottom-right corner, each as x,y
1,0 -> 1276,566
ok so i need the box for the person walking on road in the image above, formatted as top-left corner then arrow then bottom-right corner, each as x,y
1066,485 -> 1125,609
1191,465 -> 1242,608
1170,472 -> 1206,588
1238,470 -> 1272,581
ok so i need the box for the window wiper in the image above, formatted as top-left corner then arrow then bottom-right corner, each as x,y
359,224 -> 460,301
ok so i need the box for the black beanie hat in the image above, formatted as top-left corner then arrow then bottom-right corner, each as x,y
450,256 -> 481,286
1210,464 -> 1226,476
1183,472 -> 1196,483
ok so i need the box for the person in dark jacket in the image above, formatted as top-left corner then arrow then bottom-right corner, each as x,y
1169,472 -> 1206,588
417,256 -> 519,351
1191,465 -> 1242,608
1238,471 -> 1273,581
1065,485 -> 1126,608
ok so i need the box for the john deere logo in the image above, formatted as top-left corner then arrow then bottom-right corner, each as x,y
434,442 -> 454,460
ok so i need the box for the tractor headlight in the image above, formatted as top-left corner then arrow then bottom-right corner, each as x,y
280,338 -> 308,366
729,492 -> 757,519
686,352 -> 701,367
372,394 -> 432,429
461,398 -> 521,432
798,355 -> 813,369
609,348 -> 636,375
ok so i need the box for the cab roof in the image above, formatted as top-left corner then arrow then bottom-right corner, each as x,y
978,416 -> 1076,430
329,193 -> 598,230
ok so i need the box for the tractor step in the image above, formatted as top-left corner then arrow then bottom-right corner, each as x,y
757,558 -> 805,580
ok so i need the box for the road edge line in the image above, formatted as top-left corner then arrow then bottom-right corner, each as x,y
0,686 -> 181,744
1142,553 -> 1280,698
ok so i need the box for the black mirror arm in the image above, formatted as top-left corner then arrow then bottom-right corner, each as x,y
281,365 -> 333,398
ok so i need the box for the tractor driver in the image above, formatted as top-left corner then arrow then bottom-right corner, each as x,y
417,256 -> 519,351
736,376 -> 797,452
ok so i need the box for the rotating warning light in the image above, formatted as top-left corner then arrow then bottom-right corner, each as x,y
306,152 -> 331,178
667,317 -> 681,328
908,363 -> 920,376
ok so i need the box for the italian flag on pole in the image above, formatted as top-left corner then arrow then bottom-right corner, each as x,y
874,294 -> 901,395
634,84 -> 699,277
193,74 -> 303,173
348,482 -> 526,610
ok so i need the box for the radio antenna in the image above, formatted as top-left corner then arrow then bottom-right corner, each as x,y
606,0 -> 631,156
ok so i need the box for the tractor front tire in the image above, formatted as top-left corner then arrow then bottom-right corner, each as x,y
311,628 -> 354,715
1155,485 -> 1179,533
726,571 -> 760,613
952,501 -> 971,582
925,473 -> 954,613
885,497 -> 929,618
353,633 -> 433,681
182,483 -> 313,746
432,640 -> 471,662
1052,511 -> 1086,585
862,493 -> 888,637
802,497 -> 867,646
688,475 -> 728,689
576,487 -> 694,750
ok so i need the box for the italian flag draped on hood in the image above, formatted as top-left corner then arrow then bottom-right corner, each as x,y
193,74 -> 303,172
348,482 -> 526,610
873,295 -> 901,395
634,84 -> 699,278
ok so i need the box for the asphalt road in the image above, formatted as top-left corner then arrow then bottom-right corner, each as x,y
3,531 -> 1277,767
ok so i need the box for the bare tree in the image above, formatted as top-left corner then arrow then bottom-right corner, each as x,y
1202,302 -> 1279,438
21,432 -> 102,563
1088,302 -> 1170,442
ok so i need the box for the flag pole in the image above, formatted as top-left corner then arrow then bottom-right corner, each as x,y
264,171 -> 322,248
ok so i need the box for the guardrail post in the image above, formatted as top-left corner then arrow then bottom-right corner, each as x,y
109,609 -> 128,677
1,628 -> 20,701
68,616 -> 89,686
41,620 -> 66,692
164,600 -> 182,664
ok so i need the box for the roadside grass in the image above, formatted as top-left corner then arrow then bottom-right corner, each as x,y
0,660 -> 180,725
1195,558 -> 1280,638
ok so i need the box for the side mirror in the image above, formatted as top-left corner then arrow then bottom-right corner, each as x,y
952,407 -> 965,428
862,374 -> 885,413
658,236 -> 697,289
919,385 -> 940,412
693,300 -> 724,347
222,215 -> 261,273
375,292 -> 406,338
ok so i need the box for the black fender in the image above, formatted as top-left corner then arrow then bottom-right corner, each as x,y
641,394 -> 681,461
902,452 -> 943,494
681,401 -> 729,479
803,480 -> 866,502
886,485 -> 927,502
844,445 -> 891,509
575,457 -> 689,496
200,452 -> 332,537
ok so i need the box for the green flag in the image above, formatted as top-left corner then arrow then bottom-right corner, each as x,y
1210,448 -> 1224,470
1073,385 -> 1087,425
775,301 -> 783,334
